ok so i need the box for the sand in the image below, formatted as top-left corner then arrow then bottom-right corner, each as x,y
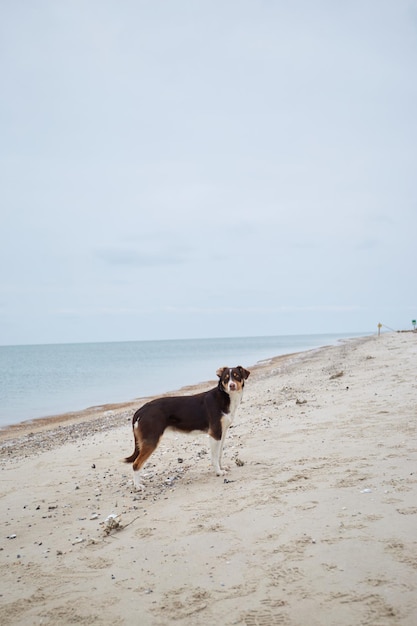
1,331 -> 416,626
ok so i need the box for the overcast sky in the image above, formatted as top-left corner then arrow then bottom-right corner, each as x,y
1,1 -> 416,346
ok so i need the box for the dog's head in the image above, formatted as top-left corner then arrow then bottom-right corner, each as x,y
216,366 -> 250,394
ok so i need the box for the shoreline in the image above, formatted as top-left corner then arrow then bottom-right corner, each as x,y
0,331 -> 371,435
0,346 -> 323,447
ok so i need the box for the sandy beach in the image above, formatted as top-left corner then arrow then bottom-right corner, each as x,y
1,331 -> 416,625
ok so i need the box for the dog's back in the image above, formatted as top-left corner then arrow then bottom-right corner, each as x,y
132,386 -> 230,434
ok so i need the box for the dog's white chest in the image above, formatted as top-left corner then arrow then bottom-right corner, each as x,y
227,390 -> 243,422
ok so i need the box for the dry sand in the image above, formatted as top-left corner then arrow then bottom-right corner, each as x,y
1,331 -> 416,625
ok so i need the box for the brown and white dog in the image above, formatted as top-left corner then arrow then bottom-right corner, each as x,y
124,366 -> 250,490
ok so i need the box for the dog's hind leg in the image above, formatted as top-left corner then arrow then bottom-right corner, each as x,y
131,438 -> 160,490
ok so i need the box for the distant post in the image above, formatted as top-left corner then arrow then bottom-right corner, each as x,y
412,319 -> 416,331
377,323 -> 382,336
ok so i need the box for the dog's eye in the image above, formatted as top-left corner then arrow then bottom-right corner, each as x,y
224,374 -> 229,382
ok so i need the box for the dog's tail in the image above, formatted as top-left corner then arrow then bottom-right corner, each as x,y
124,445 -> 139,464
124,410 -> 141,464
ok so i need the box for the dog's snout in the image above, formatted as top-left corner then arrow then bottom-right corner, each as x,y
229,381 -> 237,390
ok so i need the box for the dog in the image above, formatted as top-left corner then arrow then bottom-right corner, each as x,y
124,366 -> 250,490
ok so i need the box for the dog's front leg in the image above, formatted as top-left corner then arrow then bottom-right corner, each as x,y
209,435 -> 226,475
218,427 -> 231,472
219,414 -> 232,472
210,427 -> 231,475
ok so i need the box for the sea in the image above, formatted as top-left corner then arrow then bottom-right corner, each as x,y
0,332 -> 369,428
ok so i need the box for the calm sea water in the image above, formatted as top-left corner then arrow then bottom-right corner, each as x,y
0,332 -> 368,427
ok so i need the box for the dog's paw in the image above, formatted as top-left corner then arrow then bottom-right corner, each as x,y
220,465 -> 231,472
216,468 -> 228,476
133,474 -> 145,491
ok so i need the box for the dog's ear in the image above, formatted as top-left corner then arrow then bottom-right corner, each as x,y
238,366 -> 250,379
216,367 -> 227,378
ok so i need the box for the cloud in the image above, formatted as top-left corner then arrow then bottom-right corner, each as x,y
94,244 -> 188,268
51,303 -> 362,318
163,304 -> 361,315
354,238 -> 380,251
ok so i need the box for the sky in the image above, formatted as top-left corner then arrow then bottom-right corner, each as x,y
1,0 -> 416,346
